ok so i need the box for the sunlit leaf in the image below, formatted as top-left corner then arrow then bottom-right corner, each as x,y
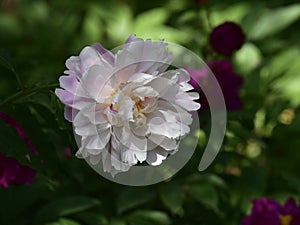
45,218 -> 82,225
247,4 -> 300,40
126,210 -> 170,225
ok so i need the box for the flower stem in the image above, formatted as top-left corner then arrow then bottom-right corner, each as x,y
0,83 -> 59,108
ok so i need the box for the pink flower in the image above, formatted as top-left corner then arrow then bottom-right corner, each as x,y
0,152 -> 36,188
55,34 -> 200,176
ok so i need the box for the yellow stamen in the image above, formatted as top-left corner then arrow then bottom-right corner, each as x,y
280,215 -> 292,225
136,100 -> 142,116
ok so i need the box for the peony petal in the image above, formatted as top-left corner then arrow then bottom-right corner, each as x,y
132,86 -> 158,101
92,43 -> 115,66
81,65 -> 115,102
148,133 -> 178,151
127,72 -> 154,84
74,122 -> 98,136
59,75 -> 87,97
55,89 -> 93,110
86,129 -> 111,150
64,106 -> 78,122
175,99 -> 201,111
146,148 -> 168,166
89,154 -> 101,165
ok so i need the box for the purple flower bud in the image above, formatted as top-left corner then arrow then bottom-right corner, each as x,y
210,22 -> 245,56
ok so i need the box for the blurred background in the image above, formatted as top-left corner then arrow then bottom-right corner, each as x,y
1,0 -> 300,224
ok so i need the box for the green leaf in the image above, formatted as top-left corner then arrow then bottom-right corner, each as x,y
45,218 -> 82,225
159,183 -> 184,214
126,210 -> 170,225
106,4 -> 133,44
34,196 -> 100,224
234,43 -> 262,74
248,4 -> 300,40
74,212 -> 108,225
187,184 -> 219,213
135,8 -> 168,28
133,8 -> 189,43
210,2 -> 251,26
264,48 -> 300,82
116,187 -> 155,214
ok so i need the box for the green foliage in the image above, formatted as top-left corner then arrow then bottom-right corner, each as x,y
34,196 -> 100,224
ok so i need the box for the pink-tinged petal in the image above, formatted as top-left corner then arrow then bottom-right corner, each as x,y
65,56 -> 81,76
92,43 -> 115,66
64,106 -> 78,122
120,39 -> 173,74
115,50 -> 138,83
55,89 -> 93,110
175,99 -> 201,111
73,111 -> 90,127
74,122 -> 98,136
79,47 -> 104,76
59,75 -> 87,97
148,133 -> 178,151
86,129 -> 111,150
81,104 -> 108,125
124,34 -> 143,45
81,65 -> 114,102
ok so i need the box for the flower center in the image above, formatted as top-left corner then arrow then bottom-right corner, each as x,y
280,215 -> 292,225
135,100 -> 142,115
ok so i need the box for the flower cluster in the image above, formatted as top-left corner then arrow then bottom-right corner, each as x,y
0,152 -> 36,188
242,197 -> 300,225
187,21 -> 245,111
56,35 -> 200,176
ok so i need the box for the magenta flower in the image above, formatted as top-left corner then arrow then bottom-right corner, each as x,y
0,152 -> 36,188
0,112 -> 38,155
242,197 -> 300,225
210,22 -> 245,56
187,60 -> 243,111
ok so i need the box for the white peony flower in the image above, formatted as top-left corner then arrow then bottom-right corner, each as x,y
55,34 -> 200,176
